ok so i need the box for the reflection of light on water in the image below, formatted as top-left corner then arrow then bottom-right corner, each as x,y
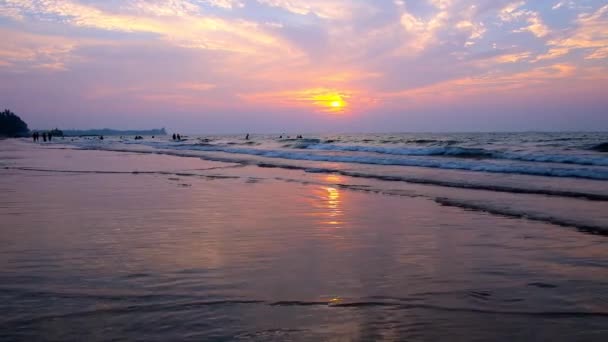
329,297 -> 343,305
322,186 -> 343,226
326,187 -> 340,209
307,174 -> 348,230
325,174 -> 342,183
325,175 -> 343,223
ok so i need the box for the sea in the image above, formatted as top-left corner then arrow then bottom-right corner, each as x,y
73,131 -> 608,232
1,132 -> 607,341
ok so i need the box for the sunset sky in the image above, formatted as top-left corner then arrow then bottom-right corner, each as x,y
1,0 -> 607,133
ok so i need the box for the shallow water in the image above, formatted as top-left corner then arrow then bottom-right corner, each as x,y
50,132 -> 608,232
1,140 -> 607,341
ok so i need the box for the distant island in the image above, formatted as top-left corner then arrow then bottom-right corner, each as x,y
63,128 -> 167,137
0,109 -> 29,137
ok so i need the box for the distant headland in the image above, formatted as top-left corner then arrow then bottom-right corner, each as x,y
1,109 -> 167,138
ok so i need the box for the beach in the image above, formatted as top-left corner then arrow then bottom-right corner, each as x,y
1,137 -> 607,341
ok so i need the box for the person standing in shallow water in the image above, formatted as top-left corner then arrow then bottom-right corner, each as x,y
245,133 -> 249,140
42,132 -> 47,142
172,133 -> 176,141
48,132 -> 52,141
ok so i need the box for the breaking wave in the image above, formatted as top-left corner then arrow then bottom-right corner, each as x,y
160,144 -> 608,180
302,144 -> 608,166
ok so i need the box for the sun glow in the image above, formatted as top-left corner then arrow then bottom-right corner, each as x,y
311,91 -> 348,113
330,100 -> 343,108
244,87 -> 355,114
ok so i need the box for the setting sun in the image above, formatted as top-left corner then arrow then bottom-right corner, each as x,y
309,90 -> 349,113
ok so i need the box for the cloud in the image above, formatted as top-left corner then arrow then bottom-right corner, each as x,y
130,0 -> 201,16
544,4 -> 608,60
499,1 -> 526,22
1,0 -> 289,56
1,0 -> 607,131
255,0 -> 355,20
456,20 -> 486,41
0,28 -> 83,71
385,63 -> 579,104
515,12 -> 549,37
0,4 -> 24,20
498,2 -> 549,38
397,2 -> 450,53
552,1 -> 577,10
204,0 -> 244,9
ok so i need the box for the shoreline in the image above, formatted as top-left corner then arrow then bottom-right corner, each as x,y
6,139 -> 605,234
1,140 -> 608,341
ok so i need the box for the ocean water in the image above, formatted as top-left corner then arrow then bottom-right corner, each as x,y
69,131 -> 608,232
77,131 -> 608,178
1,133 -> 607,341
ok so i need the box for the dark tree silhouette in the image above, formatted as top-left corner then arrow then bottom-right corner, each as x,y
0,109 -> 29,137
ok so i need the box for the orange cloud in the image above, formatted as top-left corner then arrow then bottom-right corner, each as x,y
2,0 -> 290,56
0,28 -> 83,71
543,4 -> 608,60
385,63 -> 579,102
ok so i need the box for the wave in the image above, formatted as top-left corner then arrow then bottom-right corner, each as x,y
352,138 -> 459,145
435,198 -> 608,235
18,144 -> 608,235
303,144 -> 608,166
70,144 -> 608,199
306,144 -> 494,158
4,296 -> 607,328
591,142 -> 608,152
280,138 -> 322,149
157,144 -> 608,180
405,139 -> 459,145
330,174 -> 608,201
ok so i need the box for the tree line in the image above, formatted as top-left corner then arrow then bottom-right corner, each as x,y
0,109 -> 29,137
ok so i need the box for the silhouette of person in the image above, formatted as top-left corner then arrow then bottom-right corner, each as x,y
172,133 -> 176,140
32,132 -> 36,142
48,132 -> 52,141
99,135 -> 104,140
42,132 -> 47,142
245,133 -> 249,140
177,134 -> 181,141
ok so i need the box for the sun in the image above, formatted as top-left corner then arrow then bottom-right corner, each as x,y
296,88 -> 350,113
317,94 -> 347,113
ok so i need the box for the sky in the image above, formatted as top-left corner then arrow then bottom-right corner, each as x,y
0,0 -> 607,133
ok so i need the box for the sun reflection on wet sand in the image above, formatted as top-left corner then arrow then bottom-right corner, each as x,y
320,175 -> 344,226
310,185 -> 345,228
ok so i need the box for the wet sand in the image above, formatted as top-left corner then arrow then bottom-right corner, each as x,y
1,140 -> 607,341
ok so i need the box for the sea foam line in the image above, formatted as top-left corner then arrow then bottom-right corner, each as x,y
151,143 -> 608,180
69,144 -> 608,201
